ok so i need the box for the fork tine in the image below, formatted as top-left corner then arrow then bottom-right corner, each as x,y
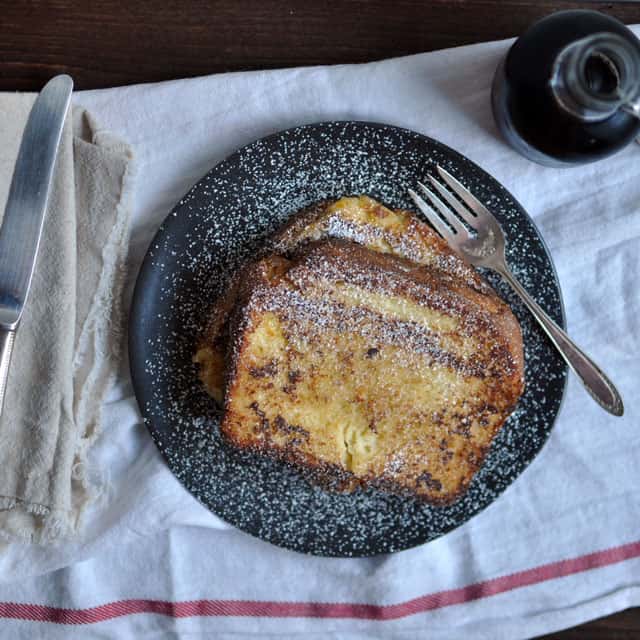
437,166 -> 491,218
408,188 -> 454,240
427,176 -> 478,228
416,181 -> 467,236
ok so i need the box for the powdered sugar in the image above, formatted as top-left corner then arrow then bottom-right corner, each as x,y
129,121 -> 567,556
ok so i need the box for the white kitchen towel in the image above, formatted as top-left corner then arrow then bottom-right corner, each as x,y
0,99 -> 134,543
0,30 -> 639,639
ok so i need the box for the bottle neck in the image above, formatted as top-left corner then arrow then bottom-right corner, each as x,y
550,32 -> 640,122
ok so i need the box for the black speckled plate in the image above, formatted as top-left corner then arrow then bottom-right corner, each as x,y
129,121 -> 567,557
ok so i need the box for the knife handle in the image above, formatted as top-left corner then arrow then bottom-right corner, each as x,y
0,328 -> 16,417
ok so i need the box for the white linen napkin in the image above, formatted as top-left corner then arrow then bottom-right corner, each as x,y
0,30 -> 638,639
0,99 -> 134,543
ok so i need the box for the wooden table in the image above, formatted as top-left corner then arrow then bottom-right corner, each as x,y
2,2 -> 638,637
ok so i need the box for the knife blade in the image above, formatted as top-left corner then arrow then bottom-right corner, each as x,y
0,74 -> 73,414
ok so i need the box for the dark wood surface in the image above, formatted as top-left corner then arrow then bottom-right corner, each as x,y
3,0 -> 640,91
2,2 -> 638,638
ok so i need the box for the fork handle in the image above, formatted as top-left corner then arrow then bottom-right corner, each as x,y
497,266 -> 624,417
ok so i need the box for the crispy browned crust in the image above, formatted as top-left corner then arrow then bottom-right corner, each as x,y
194,196 -> 495,402
271,198 -> 491,293
222,427 -> 485,506
220,237 -> 524,504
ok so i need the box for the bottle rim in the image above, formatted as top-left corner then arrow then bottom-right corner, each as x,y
550,32 -> 640,121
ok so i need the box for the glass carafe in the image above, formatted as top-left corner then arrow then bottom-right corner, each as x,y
492,10 -> 640,166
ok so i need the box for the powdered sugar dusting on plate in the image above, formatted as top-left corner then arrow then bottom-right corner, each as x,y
129,121 -> 567,557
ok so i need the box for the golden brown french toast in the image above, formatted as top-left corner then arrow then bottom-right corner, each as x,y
194,196 -> 492,402
221,239 -> 524,503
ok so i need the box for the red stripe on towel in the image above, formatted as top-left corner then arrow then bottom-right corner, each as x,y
1,539 -> 638,624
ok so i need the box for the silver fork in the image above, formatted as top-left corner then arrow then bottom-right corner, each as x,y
409,166 -> 623,417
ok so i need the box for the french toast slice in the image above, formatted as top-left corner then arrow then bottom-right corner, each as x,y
221,239 -> 524,503
194,196 -> 492,402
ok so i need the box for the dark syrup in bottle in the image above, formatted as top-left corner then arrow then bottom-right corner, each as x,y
492,10 -> 640,166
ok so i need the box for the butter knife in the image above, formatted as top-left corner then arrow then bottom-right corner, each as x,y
0,75 -> 73,415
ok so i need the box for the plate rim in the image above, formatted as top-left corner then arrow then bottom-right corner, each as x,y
128,119 -> 569,556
